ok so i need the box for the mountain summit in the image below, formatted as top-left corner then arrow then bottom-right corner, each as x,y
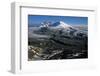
52,21 -> 76,30
38,21 -> 79,33
56,21 -> 72,28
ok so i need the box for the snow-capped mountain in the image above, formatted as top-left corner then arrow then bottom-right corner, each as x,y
29,21 -> 87,38
53,21 -> 72,28
39,21 -> 73,28
40,22 -> 51,28
39,21 -> 78,30
51,21 -> 78,30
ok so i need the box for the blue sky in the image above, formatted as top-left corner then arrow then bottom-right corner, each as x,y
28,15 -> 88,27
